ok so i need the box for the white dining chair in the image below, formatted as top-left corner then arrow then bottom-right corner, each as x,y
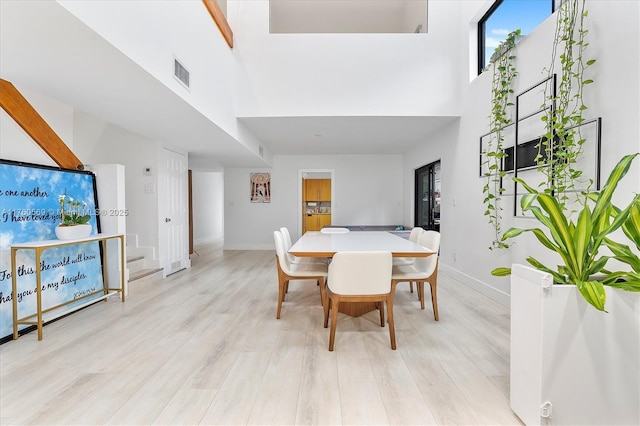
324,251 -> 395,351
320,227 -> 350,234
392,227 -> 424,293
280,227 -> 326,265
391,230 -> 440,320
273,231 -> 328,319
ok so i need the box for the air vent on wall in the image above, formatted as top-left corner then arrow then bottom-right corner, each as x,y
174,58 -> 190,88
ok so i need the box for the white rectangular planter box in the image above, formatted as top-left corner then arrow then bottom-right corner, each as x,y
510,264 -> 640,425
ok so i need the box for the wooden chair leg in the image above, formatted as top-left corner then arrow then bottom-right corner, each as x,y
429,280 -> 439,321
378,301 -> 385,327
277,278 -> 286,319
386,295 -> 396,350
317,277 -> 329,327
323,298 -> 331,328
409,282 -> 414,293
329,296 -> 340,351
429,264 -> 439,320
418,281 -> 426,309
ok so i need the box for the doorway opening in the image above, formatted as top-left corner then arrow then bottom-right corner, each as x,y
297,169 -> 334,236
414,160 -> 441,232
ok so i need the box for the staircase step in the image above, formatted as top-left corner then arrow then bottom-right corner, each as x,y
127,256 -> 146,274
129,268 -> 163,282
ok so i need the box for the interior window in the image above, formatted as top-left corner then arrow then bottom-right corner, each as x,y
478,0 -> 554,74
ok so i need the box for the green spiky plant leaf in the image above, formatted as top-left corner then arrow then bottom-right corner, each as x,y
492,153 -> 640,311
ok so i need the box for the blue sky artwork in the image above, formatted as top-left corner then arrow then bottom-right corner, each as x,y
0,161 -> 103,339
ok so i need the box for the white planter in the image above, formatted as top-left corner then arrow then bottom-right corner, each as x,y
510,264 -> 640,425
54,224 -> 92,240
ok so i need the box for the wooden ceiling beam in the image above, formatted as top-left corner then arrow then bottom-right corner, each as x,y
202,0 -> 233,48
0,79 -> 83,170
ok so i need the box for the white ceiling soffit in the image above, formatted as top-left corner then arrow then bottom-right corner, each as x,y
238,116 -> 458,155
270,0 -> 428,34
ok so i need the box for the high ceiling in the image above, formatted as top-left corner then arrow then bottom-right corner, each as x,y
0,1 -> 451,171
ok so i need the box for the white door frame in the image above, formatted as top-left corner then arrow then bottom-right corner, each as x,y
297,169 -> 335,237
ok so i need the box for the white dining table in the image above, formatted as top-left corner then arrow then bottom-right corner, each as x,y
289,230 -> 434,258
289,230 -> 434,317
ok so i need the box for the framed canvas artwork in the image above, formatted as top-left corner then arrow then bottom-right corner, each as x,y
250,173 -> 271,203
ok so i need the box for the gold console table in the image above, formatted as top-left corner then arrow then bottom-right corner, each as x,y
10,233 -> 125,341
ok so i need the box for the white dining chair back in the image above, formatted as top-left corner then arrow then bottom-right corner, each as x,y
408,226 -> 424,243
273,230 -> 328,319
280,227 -> 297,263
392,227 -> 424,270
392,230 -> 441,321
328,251 -> 392,295
274,230 -> 293,273
325,251 -> 396,350
280,226 -> 327,265
415,230 -> 440,274
320,227 -> 350,234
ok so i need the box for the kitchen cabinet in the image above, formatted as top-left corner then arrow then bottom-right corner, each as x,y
302,178 -> 331,232
304,214 -> 332,232
319,214 -> 331,229
305,179 -> 331,201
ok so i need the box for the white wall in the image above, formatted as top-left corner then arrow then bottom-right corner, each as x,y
404,0 -> 640,304
58,0 -> 239,141
88,163 -> 128,291
224,154 -> 403,249
230,0 -> 465,118
73,111 -> 160,257
192,171 -> 224,244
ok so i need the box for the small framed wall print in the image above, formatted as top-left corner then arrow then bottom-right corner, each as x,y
250,172 -> 271,203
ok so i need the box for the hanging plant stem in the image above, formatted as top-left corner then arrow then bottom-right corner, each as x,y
538,0 -> 595,209
482,29 -> 520,250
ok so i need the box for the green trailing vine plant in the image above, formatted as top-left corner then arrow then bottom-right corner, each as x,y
482,29 -> 520,250
537,0 -> 595,209
490,2 -> 640,312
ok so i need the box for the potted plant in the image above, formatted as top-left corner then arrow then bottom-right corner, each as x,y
492,153 -> 640,310
492,154 -> 640,425
55,192 -> 93,240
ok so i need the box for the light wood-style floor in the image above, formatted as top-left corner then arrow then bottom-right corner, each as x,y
0,241 -> 522,425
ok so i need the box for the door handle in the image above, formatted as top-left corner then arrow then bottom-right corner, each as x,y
165,218 -> 171,223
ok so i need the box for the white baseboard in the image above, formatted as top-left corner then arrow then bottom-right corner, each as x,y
440,263 -> 510,307
194,235 -> 223,245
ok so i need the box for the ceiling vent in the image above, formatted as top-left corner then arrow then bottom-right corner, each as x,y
174,58 -> 190,88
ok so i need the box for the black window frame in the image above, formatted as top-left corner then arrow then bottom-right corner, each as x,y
478,0 -> 556,75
